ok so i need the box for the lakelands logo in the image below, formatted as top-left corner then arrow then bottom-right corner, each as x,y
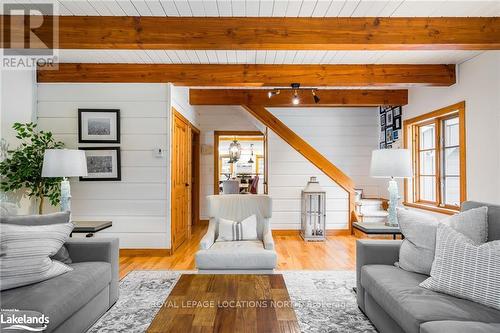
1,2 -> 59,69
1,309 -> 49,331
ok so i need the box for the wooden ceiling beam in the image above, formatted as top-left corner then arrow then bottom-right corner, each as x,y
4,16 -> 500,50
189,89 -> 408,107
37,63 -> 455,87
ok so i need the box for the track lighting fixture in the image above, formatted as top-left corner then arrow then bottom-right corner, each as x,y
312,90 -> 320,104
291,83 -> 300,105
267,83 -> 320,105
267,90 -> 280,98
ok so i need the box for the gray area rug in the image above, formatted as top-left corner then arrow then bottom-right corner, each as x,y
88,270 -> 376,333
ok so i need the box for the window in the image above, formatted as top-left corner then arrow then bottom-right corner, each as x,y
404,102 -> 466,214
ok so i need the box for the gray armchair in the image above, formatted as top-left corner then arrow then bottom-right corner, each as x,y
196,194 -> 277,273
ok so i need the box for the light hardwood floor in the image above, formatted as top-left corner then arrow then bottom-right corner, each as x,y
119,224 -> 370,279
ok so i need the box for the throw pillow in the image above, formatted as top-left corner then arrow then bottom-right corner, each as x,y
0,222 -> 74,291
396,206 -> 488,275
0,212 -> 73,264
396,208 -> 438,275
420,224 -> 500,310
217,214 -> 258,242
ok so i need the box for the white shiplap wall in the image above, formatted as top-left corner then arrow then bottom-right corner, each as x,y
196,106 -> 261,218
196,105 -> 383,230
37,83 -> 171,248
267,107 -> 384,230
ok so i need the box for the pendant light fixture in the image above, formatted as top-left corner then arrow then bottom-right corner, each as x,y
228,139 -> 242,163
248,144 -> 254,164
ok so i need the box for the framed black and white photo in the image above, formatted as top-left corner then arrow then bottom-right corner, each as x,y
79,147 -> 121,181
78,109 -> 120,143
394,117 -> 402,130
393,106 -> 401,117
386,109 -> 393,127
380,113 -> 386,127
380,142 -> 386,149
386,127 -> 393,143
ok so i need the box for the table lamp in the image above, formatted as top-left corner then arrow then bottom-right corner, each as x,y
370,149 -> 412,226
42,149 -> 88,212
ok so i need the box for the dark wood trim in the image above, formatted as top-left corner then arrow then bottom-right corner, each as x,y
8,16 -> 500,50
37,64 -> 456,87
120,249 -> 171,256
190,89 -> 408,107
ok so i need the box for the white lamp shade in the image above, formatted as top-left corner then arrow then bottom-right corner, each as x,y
42,149 -> 88,177
370,149 -> 412,179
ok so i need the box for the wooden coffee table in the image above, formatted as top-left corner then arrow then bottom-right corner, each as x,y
147,274 -> 300,333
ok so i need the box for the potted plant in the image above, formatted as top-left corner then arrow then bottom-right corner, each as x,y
0,123 -> 64,214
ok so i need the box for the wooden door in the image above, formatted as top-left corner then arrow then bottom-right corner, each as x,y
171,111 -> 190,251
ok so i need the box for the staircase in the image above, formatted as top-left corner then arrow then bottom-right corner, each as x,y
355,198 -> 388,223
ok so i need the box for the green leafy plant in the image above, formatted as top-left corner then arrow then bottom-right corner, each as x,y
0,123 -> 64,214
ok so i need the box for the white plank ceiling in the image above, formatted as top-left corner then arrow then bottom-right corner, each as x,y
9,1 -> 497,64
11,0 -> 500,17
57,49 -> 484,64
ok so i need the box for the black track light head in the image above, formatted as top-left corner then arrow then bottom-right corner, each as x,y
312,90 -> 320,104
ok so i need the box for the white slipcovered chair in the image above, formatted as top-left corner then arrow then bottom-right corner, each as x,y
195,194 -> 277,273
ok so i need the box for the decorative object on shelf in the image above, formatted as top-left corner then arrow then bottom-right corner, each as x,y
78,109 -> 120,143
301,177 -> 326,241
354,189 -> 363,203
228,139 -> 241,163
370,149 -> 412,227
79,147 -> 121,181
42,149 -> 88,212
0,123 -> 64,214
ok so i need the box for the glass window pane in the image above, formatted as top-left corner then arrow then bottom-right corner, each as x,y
444,117 -> 459,147
444,176 -> 460,206
419,124 -> 435,150
444,147 -> 460,176
419,150 -> 435,175
419,176 -> 436,202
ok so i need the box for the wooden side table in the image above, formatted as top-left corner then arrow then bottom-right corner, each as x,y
71,220 -> 112,237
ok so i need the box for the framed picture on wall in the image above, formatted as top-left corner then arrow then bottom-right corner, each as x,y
386,127 -> 393,143
394,117 -> 402,130
380,142 -> 386,149
79,147 -> 121,181
393,106 -> 401,117
78,109 -> 120,143
386,109 -> 393,127
380,113 -> 386,127
393,130 -> 399,140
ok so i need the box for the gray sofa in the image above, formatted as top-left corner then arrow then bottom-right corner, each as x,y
1,238 -> 119,333
356,201 -> 500,333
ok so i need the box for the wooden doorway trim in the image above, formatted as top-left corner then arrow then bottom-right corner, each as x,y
191,125 -> 201,227
171,108 -> 201,253
214,130 -> 265,195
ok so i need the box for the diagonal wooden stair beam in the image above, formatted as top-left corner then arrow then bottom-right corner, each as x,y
242,105 -> 356,232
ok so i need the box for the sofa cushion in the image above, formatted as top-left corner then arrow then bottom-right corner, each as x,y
420,321 -> 500,333
195,240 -> 276,270
360,265 -> 500,333
0,212 -> 73,264
462,201 -> 500,241
0,261 -> 111,331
